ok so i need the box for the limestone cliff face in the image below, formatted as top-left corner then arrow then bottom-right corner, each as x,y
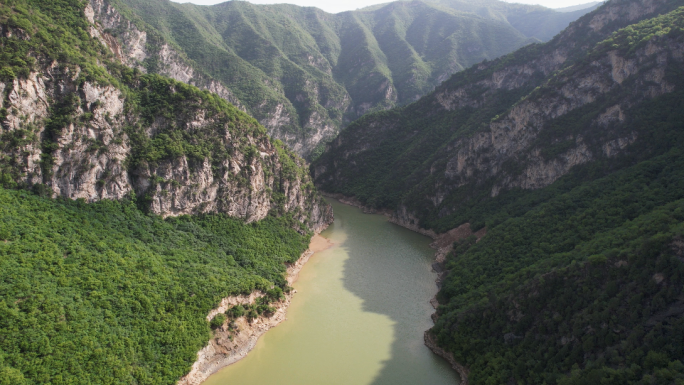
1,71 -> 131,201
0,64 -> 331,233
1,73 -> 48,187
85,0 -> 244,110
442,35 -> 682,199
434,0 -> 674,112
84,0 -> 345,159
132,137 -> 332,232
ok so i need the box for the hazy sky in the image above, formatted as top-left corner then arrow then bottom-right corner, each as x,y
169,0 -> 599,14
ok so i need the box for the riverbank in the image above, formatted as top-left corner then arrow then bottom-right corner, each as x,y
177,234 -> 334,385
199,198 -> 461,385
424,333 -> 470,385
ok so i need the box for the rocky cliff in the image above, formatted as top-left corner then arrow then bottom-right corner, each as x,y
313,0 -> 684,233
0,8 -> 332,232
85,0 -> 244,111
82,0 -> 596,159
441,28 -> 681,197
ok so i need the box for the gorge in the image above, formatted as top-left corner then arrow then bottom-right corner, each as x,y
1,0 -> 684,384
202,199 -> 461,385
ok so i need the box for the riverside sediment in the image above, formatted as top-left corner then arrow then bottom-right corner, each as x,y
177,233 -> 334,385
424,332 -> 470,385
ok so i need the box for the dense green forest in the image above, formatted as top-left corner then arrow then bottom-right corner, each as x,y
0,1 -> 326,383
434,148 -> 684,383
0,187 -> 309,385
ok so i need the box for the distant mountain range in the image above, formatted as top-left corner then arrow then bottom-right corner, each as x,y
94,0 -> 596,158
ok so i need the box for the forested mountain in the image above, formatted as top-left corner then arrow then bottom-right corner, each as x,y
313,0 -> 684,382
0,0 -> 331,383
4,0 -> 684,383
85,0 -> 595,158
0,0 -> 331,230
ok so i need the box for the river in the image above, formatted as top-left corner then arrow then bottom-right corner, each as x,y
202,199 -> 460,385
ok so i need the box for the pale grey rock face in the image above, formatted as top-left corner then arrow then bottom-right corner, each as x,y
86,0 -> 244,111
2,73 -> 51,186
87,0 -> 147,69
1,70 -> 132,201
83,0 -> 343,159
50,82 -> 132,202
0,62 -> 331,232
5,73 -> 50,132
435,0 -> 673,114
443,35 -> 683,199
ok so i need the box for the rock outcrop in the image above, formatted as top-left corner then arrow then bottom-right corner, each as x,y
0,64 -> 332,232
443,33 -> 681,199
85,0 -> 244,111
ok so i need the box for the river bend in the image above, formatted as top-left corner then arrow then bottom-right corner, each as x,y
203,199 -> 460,385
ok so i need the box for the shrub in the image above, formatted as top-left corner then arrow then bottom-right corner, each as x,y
209,314 -> 227,329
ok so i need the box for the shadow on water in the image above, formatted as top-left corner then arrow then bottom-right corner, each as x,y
329,200 -> 461,385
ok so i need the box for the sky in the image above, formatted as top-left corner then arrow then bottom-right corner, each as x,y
169,0 -> 599,14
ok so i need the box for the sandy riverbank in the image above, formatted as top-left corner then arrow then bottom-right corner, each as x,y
310,234 -> 334,252
177,234 -> 334,385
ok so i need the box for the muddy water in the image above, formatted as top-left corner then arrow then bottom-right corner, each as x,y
202,199 -> 460,385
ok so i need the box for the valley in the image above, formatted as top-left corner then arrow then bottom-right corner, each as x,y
86,0 -> 596,158
1,0 -> 684,384
202,199 -> 461,385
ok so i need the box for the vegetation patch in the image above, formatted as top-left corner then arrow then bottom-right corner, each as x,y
0,187 -> 309,384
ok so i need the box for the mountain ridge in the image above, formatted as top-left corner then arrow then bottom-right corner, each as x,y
0,1 -> 331,383
554,1 -> 603,13
91,0 -> 596,158
312,0 -> 684,382
312,0 -> 684,227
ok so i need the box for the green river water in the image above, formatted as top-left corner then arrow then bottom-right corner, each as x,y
203,199 -> 460,385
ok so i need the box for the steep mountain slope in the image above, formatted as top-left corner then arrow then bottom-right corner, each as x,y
313,0 -> 684,382
87,0 -> 595,158
313,0 -> 684,230
0,0 -> 331,231
0,188 -> 311,384
0,1 -> 331,383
